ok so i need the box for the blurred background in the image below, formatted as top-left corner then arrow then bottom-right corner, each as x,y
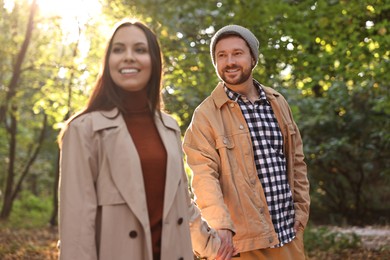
0,0 -> 389,259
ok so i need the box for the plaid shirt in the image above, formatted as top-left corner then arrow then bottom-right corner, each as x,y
224,81 -> 295,247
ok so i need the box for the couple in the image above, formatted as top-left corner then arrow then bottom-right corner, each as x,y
58,19 -> 310,260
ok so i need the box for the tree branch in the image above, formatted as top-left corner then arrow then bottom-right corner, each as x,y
11,112 -> 47,201
0,0 -> 38,122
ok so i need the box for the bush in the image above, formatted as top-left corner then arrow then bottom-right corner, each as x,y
6,191 -> 53,229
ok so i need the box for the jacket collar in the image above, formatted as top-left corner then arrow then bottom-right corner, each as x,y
91,107 -> 179,133
211,80 -> 280,108
91,108 -> 121,132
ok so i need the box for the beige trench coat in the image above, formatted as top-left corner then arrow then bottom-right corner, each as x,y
59,108 -> 220,260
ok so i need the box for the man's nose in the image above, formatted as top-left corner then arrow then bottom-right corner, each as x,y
227,54 -> 236,65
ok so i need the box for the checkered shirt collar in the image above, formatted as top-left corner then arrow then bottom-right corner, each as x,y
224,80 -> 268,104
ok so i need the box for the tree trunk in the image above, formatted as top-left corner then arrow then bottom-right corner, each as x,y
0,107 -> 17,219
0,0 -> 38,220
0,111 -> 47,219
11,114 -> 48,202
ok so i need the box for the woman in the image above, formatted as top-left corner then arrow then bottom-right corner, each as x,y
58,19 -> 220,260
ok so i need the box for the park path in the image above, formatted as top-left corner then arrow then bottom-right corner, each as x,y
330,226 -> 390,250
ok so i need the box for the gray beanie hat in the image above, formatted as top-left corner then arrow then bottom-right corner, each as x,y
210,25 -> 259,67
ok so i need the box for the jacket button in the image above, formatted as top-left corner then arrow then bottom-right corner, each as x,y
177,217 -> 183,225
129,230 -> 138,238
230,103 -> 235,108
239,125 -> 244,130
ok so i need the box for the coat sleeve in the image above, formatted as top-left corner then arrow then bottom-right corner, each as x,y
183,110 -> 236,233
184,174 -> 221,259
58,116 -> 99,260
290,119 -> 310,228
281,97 -> 310,228
170,125 -> 221,259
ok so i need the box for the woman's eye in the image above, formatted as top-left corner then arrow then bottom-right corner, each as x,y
136,47 -> 147,53
112,47 -> 123,53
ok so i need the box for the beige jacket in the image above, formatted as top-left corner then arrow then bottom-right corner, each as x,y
59,108 -> 220,260
183,82 -> 310,253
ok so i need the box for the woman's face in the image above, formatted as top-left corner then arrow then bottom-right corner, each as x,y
109,26 -> 152,92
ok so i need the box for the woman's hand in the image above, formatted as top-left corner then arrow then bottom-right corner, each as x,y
216,229 -> 238,260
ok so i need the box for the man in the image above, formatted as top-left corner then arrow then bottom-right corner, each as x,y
183,25 -> 310,260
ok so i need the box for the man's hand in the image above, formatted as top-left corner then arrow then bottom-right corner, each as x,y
216,229 -> 238,260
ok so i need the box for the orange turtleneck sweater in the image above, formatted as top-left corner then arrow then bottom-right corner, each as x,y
122,88 -> 167,260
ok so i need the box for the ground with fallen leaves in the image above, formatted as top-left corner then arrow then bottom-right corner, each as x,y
0,226 -> 389,259
0,226 -> 58,260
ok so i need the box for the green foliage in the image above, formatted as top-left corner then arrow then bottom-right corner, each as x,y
300,75 -> 390,224
293,0 -> 390,225
0,0 -> 107,219
5,191 -> 52,228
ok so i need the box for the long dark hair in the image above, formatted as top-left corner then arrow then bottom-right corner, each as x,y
58,19 -> 164,143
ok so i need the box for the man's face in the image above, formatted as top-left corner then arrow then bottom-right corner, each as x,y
214,36 -> 254,86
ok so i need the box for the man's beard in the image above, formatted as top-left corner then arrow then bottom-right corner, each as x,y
219,65 -> 252,85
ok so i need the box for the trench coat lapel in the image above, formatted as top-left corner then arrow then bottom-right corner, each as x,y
92,109 -> 183,228
93,109 -> 149,229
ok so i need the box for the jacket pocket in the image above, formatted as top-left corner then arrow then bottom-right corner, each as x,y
215,136 -> 235,149
215,136 -> 237,176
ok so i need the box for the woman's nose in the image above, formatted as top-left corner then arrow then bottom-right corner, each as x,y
124,50 -> 135,62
